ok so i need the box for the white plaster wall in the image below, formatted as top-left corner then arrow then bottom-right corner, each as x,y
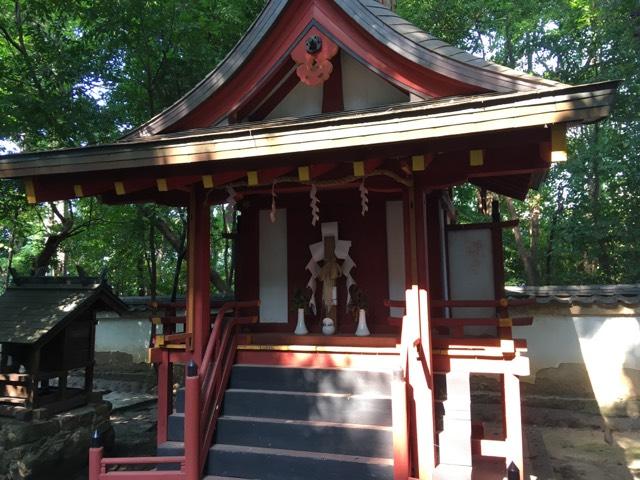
265,81 -> 323,120
341,53 -> 409,111
386,201 -> 406,318
259,209 -> 288,323
95,318 -> 151,363
514,314 -> 640,407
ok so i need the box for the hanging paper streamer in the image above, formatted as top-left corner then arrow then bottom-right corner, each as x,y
270,182 -> 277,223
359,180 -> 369,216
310,184 -> 320,226
225,186 -> 237,209
305,222 -> 357,314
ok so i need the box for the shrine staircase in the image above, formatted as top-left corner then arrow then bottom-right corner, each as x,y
88,294 -> 533,480
159,361 -> 395,479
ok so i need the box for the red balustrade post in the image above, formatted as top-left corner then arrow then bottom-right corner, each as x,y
157,349 -> 170,445
89,430 -> 103,480
391,368 -> 409,480
184,361 -> 201,480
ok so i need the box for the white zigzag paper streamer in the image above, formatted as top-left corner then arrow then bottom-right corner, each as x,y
225,186 -> 237,209
359,180 -> 369,216
310,184 -> 320,226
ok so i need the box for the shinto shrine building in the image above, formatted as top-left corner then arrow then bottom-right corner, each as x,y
0,1 -> 617,479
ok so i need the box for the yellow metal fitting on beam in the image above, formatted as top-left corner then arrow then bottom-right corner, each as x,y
551,124 -> 568,162
202,175 -> 214,189
499,317 -> 513,328
353,161 -> 365,177
24,179 -> 36,204
247,171 -> 259,186
73,185 -> 84,198
156,178 -> 168,192
114,181 -> 126,195
411,155 -> 425,171
298,166 -> 310,182
155,335 -> 165,347
469,149 -> 484,167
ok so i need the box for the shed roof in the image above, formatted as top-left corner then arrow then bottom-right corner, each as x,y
0,280 -> 128,345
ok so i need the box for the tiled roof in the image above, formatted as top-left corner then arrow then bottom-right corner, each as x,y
506,285 -> 640,306
0,281 -> 127,344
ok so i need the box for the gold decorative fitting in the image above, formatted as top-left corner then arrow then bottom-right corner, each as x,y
24,179 -> 36,204
411,155 -> 426,171
247,171 -> 259,186
157,178 -> 168,192
551,124 -> 568,162
298,166 -> 310,182
202,175 -> 214,189
353,161 -> 365,177
469,149 -> 484,167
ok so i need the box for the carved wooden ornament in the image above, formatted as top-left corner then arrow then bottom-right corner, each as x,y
291,30 -> 339,86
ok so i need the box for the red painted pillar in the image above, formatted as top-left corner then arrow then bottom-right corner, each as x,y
88,446 -> 103,480
184,363 -> 201,480
187,187 -> 211,363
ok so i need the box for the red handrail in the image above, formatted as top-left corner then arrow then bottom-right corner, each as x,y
393,287 -> 436,479
194,300 -> 260,474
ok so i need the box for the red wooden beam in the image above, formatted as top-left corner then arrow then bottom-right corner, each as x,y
322,50 -> 344,113
248,70 -> 300,122
238,57 -> 297,121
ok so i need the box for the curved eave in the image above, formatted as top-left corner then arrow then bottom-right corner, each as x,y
350,0 -> 566,92
123,0 -> 289,140
122,0 -> 567,141
0,81 -> 618,180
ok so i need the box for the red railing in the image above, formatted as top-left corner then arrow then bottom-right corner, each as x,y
89,300 -> 259,480
196,300 -> 259,473
392,286 -> 435,480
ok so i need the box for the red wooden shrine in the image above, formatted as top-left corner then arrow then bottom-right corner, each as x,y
0,1 -> 617,479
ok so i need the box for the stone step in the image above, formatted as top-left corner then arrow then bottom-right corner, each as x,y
215,415 -> 393,458
228,365 -> 392,396
222,388 -> 392,426
207,443 -> 393,479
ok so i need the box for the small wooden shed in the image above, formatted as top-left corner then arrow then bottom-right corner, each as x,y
0,276 -> 127,416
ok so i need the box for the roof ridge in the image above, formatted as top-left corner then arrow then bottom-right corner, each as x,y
354,0 -> 565,90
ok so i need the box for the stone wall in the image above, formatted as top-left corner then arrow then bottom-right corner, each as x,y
0,401 -> 113,480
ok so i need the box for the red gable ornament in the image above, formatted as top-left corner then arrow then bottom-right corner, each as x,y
291,29 -> 339,86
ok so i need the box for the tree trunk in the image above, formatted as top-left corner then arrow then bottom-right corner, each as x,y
147,222 -> 157,299
504,197 -> 539,285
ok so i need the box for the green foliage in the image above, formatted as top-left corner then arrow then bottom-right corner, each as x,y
0,0 -> 638,292
402,0 -> 640,285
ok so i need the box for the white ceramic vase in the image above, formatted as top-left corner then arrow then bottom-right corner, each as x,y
294,308 -> 308,335
355,308 -> 370,336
